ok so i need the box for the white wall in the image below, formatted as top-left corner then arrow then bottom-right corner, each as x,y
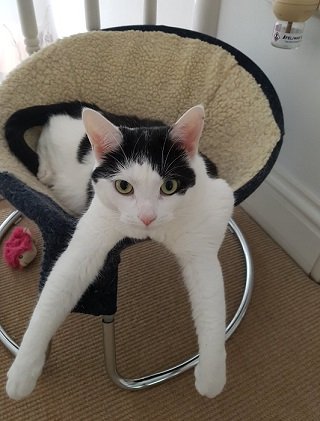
218,0 -> 320,197
99,0 -> 195,29
217,0 -> 320,278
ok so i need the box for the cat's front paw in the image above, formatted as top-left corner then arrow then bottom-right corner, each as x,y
6,354 -> 45,400
194,360 -> 226,398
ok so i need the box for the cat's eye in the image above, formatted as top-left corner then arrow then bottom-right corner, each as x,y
160,179 -> 179,195
115,180 -> 134,195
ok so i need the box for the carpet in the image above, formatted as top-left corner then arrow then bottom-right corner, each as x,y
1,200 -> 319,420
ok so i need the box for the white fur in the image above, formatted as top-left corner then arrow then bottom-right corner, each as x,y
7,110 -> 234,400
37,115 -> 93,215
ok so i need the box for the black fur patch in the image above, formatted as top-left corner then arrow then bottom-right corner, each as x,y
92,127 -> 196,195
77,136 -> 91,163
86,180 -> 94,209
76,107 -> 165,163
199,152 -> 218,178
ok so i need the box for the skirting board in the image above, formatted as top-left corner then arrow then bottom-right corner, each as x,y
241,169 -> 320,281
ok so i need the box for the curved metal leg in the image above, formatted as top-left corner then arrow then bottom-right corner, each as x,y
0,325 -> 19,357
103,217 -> 254,390
0,212 -> 254,391
0,210 -> 22,239
0,211 -> 22,356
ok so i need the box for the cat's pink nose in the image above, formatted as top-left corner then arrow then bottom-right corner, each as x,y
140,215 -> 156,226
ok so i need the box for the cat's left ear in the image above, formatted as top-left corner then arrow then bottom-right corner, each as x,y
170,105 -> 204,158
82,108 -> 122,162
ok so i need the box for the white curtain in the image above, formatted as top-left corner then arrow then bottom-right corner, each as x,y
0,2 -> 28,83
0,0 -> 86,83
0,0 -> 196,83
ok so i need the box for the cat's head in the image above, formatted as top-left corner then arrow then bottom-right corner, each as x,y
82,105 -> 204,231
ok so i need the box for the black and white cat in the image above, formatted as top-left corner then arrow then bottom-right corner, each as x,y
5,102 -> 234,400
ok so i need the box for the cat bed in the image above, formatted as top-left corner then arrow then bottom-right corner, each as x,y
0,26 -> 284,318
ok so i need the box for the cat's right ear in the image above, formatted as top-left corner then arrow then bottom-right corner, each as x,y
82,108 -> 122,162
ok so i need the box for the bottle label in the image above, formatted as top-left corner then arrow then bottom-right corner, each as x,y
272,23 -> 303,49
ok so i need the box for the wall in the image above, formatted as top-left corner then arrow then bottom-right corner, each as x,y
217,0 -> 320,279
99,0 -> 195,29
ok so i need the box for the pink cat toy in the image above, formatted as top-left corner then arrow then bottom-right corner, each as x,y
3,227 -> 37,269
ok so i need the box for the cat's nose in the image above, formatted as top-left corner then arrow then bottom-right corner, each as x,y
139,215 -> 156,226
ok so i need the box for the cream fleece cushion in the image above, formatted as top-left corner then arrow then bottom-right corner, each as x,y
0,30 -> 280,204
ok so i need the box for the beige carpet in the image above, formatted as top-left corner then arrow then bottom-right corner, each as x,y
0,200 -> 319,420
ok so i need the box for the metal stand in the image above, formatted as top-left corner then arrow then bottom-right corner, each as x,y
0,212 -> 254,391
0,210 -> 22,356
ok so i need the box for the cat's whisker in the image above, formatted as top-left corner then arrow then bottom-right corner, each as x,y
160,130 -> 169,171
164,155 -> 187,175
162,139 -> 176,171
107,154 -> 126,172
110,133 -> 130,168
132,130 -> 145,158
165,164 -> 192,177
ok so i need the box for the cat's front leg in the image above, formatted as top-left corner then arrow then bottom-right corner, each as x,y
6,199 -> 123,400
174,248 -> 226,398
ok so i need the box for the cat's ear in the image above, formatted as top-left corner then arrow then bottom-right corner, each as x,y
82,108 -> 122,162
170,105 -> 204,157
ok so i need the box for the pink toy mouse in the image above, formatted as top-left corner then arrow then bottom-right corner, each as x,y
3,227 -> 37,269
